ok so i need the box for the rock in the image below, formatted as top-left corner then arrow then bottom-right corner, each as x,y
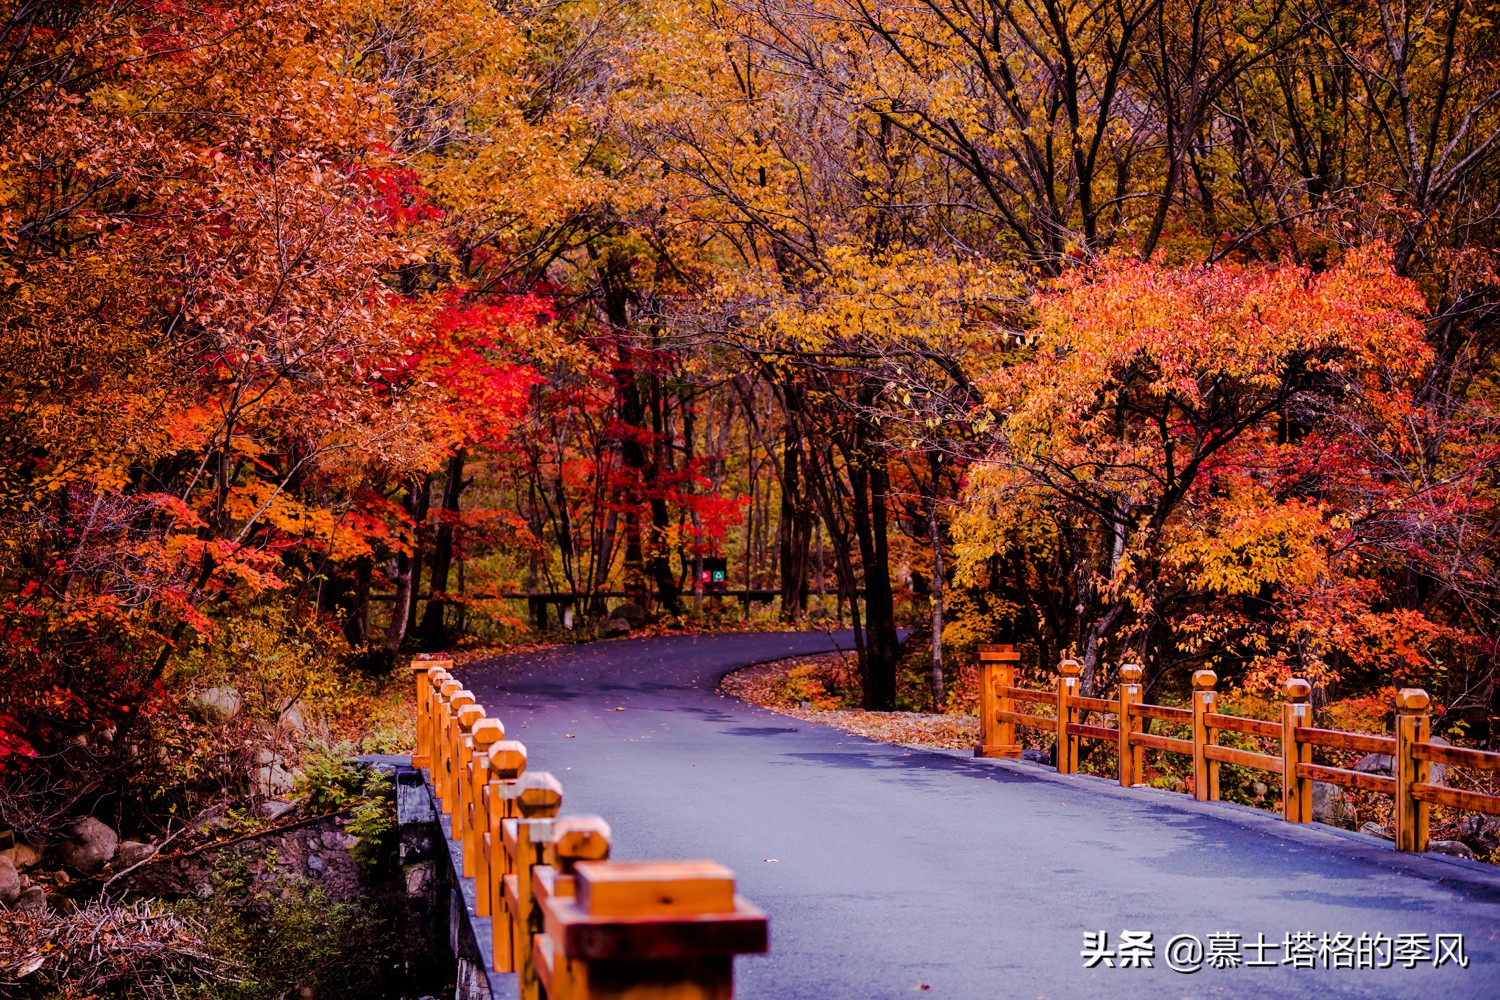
193,685 -> 242,723
13,885 -> 46,913
1428,839 -> 1477,861
610,602 -> 647,628
306,853 -> 326,877
277,701 -> 307,733
1352,753 -> 1393,774
403,861 -> 432,895
1251,781 -> 1268,798
1021,748 -> 1049,764
3,843 -> 40,871
44,892 -> 70,913
1426,736 -> 1452,785
1310,781 -> 1355,828
255,748 -> 279,766
55,817 -> 118,875
251,763 -> 297,798
114,841 -> 156,868
1359,822 -> 1392,840
1458,813 -> 1500,854
318,830 -> 357,852
0,855 -> 19,906
599,617 -> 631,637
1310,780 -> 1336,820
256,800 -> 296,821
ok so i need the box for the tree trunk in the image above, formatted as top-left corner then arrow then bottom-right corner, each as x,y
847,437 -> 899,711
647,365 -> 681,611
926,452 -> 946,708
777,415 -> 812,621
407,475 -> 431,637
384,476 -> 431,654
420,450 -> 466,647
344,555 -> 372,649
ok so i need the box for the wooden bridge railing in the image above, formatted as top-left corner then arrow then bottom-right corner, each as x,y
975,643 -> 1500,854
411,654 -> 767,1000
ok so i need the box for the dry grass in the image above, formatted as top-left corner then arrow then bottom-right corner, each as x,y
0,900 -> 213,998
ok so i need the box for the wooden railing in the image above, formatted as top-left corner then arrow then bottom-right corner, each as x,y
975,644 -> 1500,853
411,655 -> 767,999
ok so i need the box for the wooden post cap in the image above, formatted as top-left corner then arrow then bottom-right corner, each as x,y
439,678 -> 463,698
978,644 -> 1020,661
1192,669 -> 1218,690
1119,663 -> 1143,683
517,771 -> 564,816
553,816 -> 612,863
414,653 -> 455,665
1395,688 -> 1431,713
1058,658 -> 1082,677
574,861 -> 736,918
471,718 -> 505,748
487,740 -> 528,778
450,689 -> 477,711
457,704 -> 485,729
1284,678 -> 1312,701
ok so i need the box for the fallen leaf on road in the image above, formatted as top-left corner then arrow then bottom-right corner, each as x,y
615,707 -> 625,711
566,733 -> 575,738
765,858 -> 779,863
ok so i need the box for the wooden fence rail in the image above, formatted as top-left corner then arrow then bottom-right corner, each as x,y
411,654 -> 767,1000
974,644 -> 1500,854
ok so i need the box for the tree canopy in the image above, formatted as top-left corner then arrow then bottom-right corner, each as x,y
3,0 -> 1500,822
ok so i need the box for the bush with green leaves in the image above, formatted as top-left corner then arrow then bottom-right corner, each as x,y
295,746 -> 396,866
173,853 -> 400,1000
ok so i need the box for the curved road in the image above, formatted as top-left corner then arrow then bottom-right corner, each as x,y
460,632 -> 1500,999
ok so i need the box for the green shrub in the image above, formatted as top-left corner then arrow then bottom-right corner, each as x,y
295,746 -> 396,866
175,858 -> 397,1000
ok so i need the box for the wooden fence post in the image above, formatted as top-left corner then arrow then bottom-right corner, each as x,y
411,660 -> 437,768
509,816 -> 555,1000
976,644 -> 1021,758
1191,669 -> 1218,801
545,860 -> 768,1000
532,817 -> 612,1000
483,740 -> 529,965
1281,678 -> 1312,822
433,679 -> 463,810
422,668 -> 450,764
443,692 -> 477,812
1117,664 -> 1142,786
463,717 -> 504,878
517,817 -> 613,1000
1056,659 -> 1081,774
1394,688 -> 1432,853
479,740 -> 528,922
451,702 -> 484,823
502,773 -> 566,999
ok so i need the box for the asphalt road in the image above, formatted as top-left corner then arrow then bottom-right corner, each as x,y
459,632 -> 1500,999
